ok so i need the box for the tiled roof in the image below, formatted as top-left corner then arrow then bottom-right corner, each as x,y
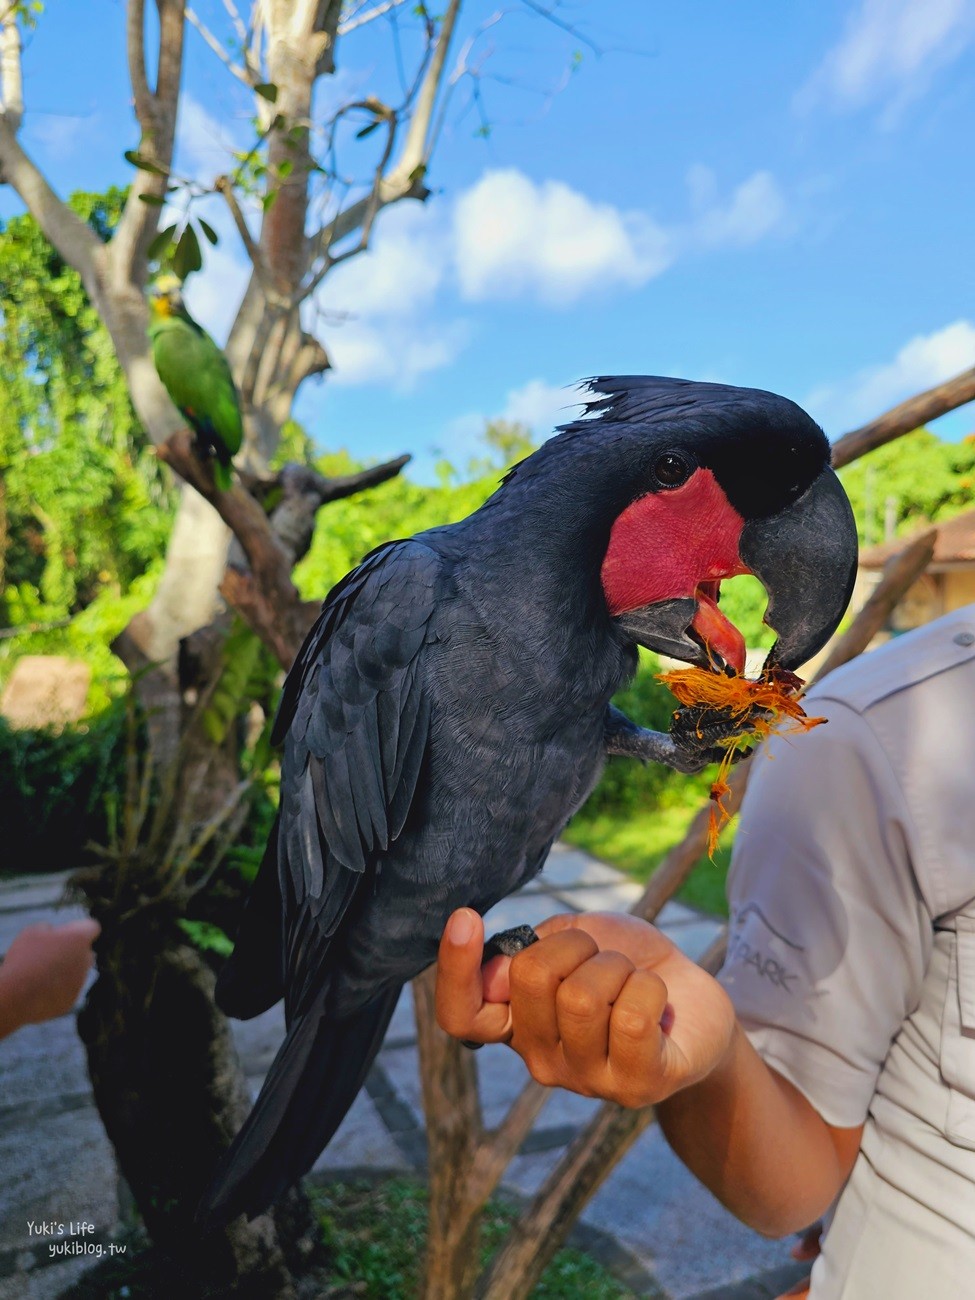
859,507 -> 975,569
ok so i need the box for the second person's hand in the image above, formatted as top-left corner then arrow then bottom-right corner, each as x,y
436,909 -> 736,1108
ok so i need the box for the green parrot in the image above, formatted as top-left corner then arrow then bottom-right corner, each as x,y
148,274 -> 243,491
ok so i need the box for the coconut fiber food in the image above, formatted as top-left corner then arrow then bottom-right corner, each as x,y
659,663 -> 825,854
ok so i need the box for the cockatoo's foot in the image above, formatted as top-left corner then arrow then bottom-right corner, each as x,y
461,924 -> 539,1050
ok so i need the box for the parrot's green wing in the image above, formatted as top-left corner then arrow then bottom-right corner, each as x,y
150,314 -> 243,485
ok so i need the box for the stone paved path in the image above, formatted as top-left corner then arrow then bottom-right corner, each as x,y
0,853 -> 808,1299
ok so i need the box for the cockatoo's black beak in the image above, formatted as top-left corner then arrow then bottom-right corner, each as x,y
741,465 -> 858,671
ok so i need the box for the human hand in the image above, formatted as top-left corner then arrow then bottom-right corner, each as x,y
436,909 -> 735,1108
0,919 -> 100,1037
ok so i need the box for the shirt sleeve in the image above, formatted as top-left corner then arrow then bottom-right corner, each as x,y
718,696 -> 931,1128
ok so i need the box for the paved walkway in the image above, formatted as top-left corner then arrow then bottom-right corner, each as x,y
0,853 -> 808,1299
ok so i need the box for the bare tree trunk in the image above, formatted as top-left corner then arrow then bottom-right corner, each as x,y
414,968 -> 486,1299
78,941 -> 296,1299
140,487 -> 234,663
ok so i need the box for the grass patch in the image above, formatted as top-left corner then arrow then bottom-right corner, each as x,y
62,1178 -> 637,1298
313,1177 -> 635,1299
565,799 -> 736,918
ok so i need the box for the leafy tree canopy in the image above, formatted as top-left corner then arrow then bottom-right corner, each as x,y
839,425 -> 975,547
0,190 -> 176,700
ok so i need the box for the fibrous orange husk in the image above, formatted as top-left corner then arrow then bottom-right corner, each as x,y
657,663 -> 825,855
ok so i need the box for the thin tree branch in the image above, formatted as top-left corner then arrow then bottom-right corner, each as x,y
245,455 -> 411,566
831,366 -> 975,469
302,0 -> 461,276
186,6 -> 255,87
157,430 -> 410,664
157,429 -> 297,600
214,174 -> 287,303
814,529 -> 938,678
389,0 -> 461,186
0,3 -> 23,131
521,0 -> 601,57
339,0 -> 411,36
127,0 -> 156,131
220,0 -> 249,45
470,1077 -> 549,1206
297,109 -> 398,301
113,0 -> 187,284
0,116 -> 102,281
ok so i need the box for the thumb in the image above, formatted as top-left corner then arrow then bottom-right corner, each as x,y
435,909 -> 486,1036
436,908 -> 512,1044
58,918 -> 101,944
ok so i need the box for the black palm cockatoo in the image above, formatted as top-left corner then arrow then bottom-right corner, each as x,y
201,376 -> 858,1225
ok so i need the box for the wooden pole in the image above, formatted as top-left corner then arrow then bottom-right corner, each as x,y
831,367 -> 975,469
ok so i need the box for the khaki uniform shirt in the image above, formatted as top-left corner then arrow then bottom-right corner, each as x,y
719,606 -> 975,1299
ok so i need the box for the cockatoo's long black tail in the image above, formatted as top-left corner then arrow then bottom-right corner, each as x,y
198,985 -> 400,1227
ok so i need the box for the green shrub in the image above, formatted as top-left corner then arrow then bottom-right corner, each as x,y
0,704 -> 128,874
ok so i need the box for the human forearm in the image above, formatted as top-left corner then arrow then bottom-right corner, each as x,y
0,976 -> 27,1039
0,921 -> 100,1040
657,1020 -> 862,1237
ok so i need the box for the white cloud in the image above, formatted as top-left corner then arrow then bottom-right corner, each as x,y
324,317 -> 471,391
318,203 -> 445,319
500,378 -> 581,432
796,0 -> 975,118
452,169 -> 673,305
26,113 -> 89,163
313,203 -> 460,389
439,378 -> 584,466
449,166 -> 790,306
308,165 -> 790,389
687,169 -> 789,250
805,319 -> 975,434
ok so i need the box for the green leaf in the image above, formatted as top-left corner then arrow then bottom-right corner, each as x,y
177,919 -> 234,957
254,82 -> 279,103
277,159 -> 294,179
261,190 -> 278,212
137,193 -> 166,206
123,150 -> 169,177
356,120 -> 381,140
172,223 -> 202,279
147,224 -> 176,261
198,218 -> 219,246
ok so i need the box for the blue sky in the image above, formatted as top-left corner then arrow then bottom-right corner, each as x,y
4,0 -> 975,478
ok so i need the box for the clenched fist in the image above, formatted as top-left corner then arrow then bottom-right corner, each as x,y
436,909 -> 735,1109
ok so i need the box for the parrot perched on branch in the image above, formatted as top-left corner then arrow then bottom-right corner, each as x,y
201,377 -> 858,1225
148,275 -> 243,491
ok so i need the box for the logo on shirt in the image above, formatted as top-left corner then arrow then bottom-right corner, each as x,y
734,903 -> 805,951
727,904 -> 803,993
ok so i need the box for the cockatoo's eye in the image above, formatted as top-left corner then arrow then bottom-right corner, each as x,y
653,452 -> 693,489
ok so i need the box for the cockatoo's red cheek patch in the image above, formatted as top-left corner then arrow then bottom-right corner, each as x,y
600,468 -> 749,616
